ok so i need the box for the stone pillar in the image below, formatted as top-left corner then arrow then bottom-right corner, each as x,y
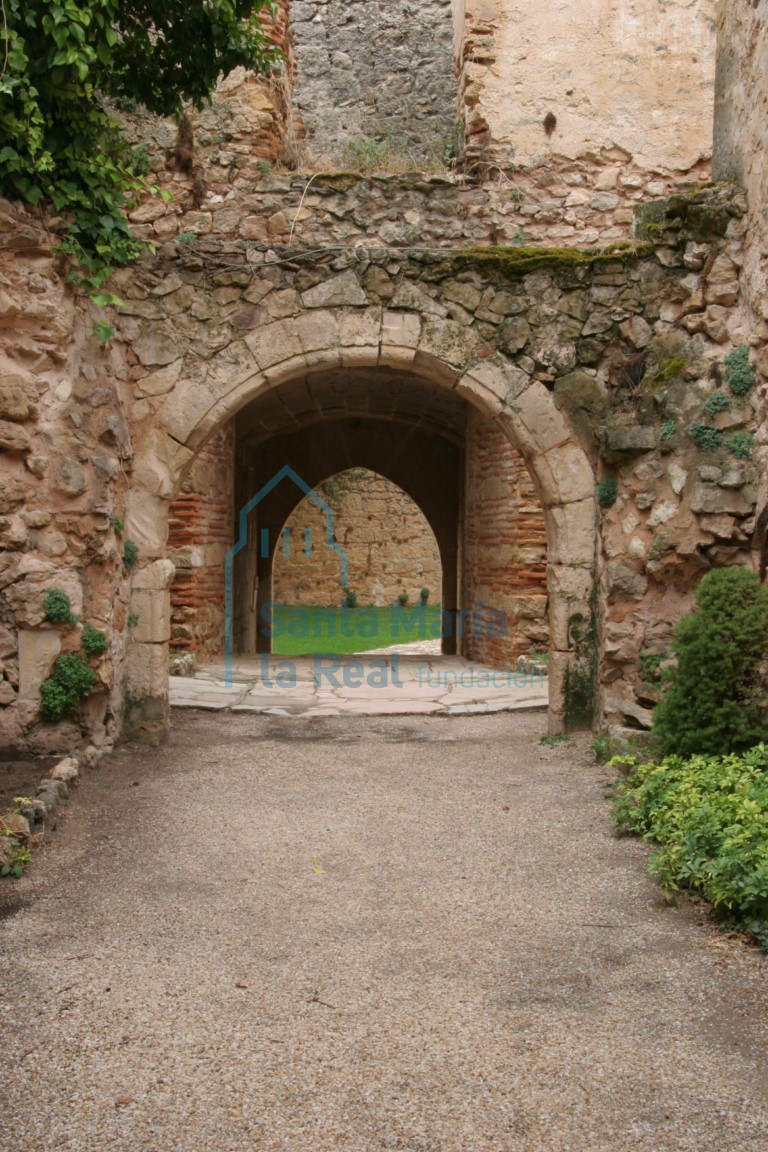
124,559 -> 175,737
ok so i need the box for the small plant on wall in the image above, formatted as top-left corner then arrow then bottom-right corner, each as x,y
39,652 -> 97,723
123,539 -> 139,571
597,478 -> 618,509
44,589 -> 77,626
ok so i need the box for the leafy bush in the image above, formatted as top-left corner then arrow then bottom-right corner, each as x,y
43,589 -> 76,625
725,346 -> 755,396
343,589 -> 358,609
0,1 -> 277,282
597,478 -> 618,508
659,419 -> 677,443
689,423 -> 723,452
652,568 -> 768,757
612,745 -> 768,948
81,623 -> 108,657
703,390 -> 730,418
39,653 -> 97,722
725,431 -> 754,460
1,840 -> 32,879
397,591 -> 409,607
420,587 -> 430,605
123,539 -> 139,571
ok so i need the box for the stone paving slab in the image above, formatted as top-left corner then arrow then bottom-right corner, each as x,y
170,654 -> 548,717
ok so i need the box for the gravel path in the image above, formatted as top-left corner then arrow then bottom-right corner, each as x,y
1,711 -> 768,1151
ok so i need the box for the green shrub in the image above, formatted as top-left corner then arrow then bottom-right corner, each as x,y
43,589 -> 76,625
659,419 -> 677,443
612,744 -> 768,948
123,539 -> 139,570
689,423 -> 723,452
81,623 -> 109,657
652,568 -> 768,758
39,653 -> 97,722
420,587 -> 430,605
703,390 -> 730,418
397,591 -> 409,607
725,346 -> 755,396
109,513 -> 124,535
597,478 -> 618,509
343,589 -> 358,609
725,431 -> 754,460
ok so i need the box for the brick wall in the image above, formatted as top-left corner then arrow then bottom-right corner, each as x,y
167,425 -> 235,660
462,408 -> 548,666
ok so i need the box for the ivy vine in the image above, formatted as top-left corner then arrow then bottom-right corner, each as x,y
0,1 -> 279,289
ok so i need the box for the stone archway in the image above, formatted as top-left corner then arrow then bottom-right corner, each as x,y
124,304 -> 597,736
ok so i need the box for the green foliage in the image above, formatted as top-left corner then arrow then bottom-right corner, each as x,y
510,228 -> 528,246
93,321 -> 115,344
659,419 -> 677,443
343,589 -> 358,609
176,231 -> 197,245
592,731 -> 612,764
1,840 -> 32,879
257,158 -> 272,178
397,591 -> 409,607
725,346 -> 755,396
43,588 -> 76,625
39,652 -> 97,722
652,569 -> 768,758
725,431 -> 754,460
612,744 -> 768,948
109,513 -> 124,535
703,390 -> 731,418
81,622 -> 108,657
540,734 -> 570,746
638,651 -> 667,684
127,612 -> 139,628
653,356 -> 686,383
597,478 -> 618,509
341,128 -> 409,173
0,1 -> 278,281
420,587 -> 430,605
689,423 -> 723,452
123,539 -> 139,570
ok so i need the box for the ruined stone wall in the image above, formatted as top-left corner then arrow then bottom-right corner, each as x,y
126,168 -> 698,252
272,471 -> 443,608
290,0 -> 456,168
0,205 -> 134,756
0,183 -> 756,750
456,0 -> 717,178
714,1 -> 768,336
462,409 -> 548,666
167,425 -> 234,660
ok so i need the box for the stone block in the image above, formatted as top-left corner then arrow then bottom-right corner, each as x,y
17,630 -> 62,703
690,482 -> 753,516
301,271 -> 367,309
51,756 -> 79,784
603,426 -> 656,454
130,589 -> 171,643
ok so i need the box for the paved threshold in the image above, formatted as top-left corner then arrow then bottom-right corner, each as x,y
169,651 -> 548,717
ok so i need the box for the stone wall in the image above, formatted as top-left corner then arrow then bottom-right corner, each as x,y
272,470 -> 443,608
456,0 -> 717,177
125,167 -> 711,253
714,1 -> 768,336
290,0 -> 456,168
463,409 -> 548,666
167,425 -> 234,660
0,181 -> 757,749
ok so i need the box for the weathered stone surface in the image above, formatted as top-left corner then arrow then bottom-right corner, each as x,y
603,427 -> 657,454
0,419 -> 30,452
51,756 -> 79,784
690,482 -> 753,516
301,271 -> 367,309
17,630 -> 62,702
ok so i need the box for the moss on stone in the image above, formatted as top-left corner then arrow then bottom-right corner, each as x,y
445,242 -> 653,283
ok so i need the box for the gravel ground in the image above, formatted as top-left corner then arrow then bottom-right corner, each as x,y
1,711 -> 768,1152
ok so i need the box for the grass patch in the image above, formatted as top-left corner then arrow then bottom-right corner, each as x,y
271,605 -> 442,656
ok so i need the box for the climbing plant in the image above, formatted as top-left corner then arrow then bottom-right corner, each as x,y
0,0 -> 279,286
